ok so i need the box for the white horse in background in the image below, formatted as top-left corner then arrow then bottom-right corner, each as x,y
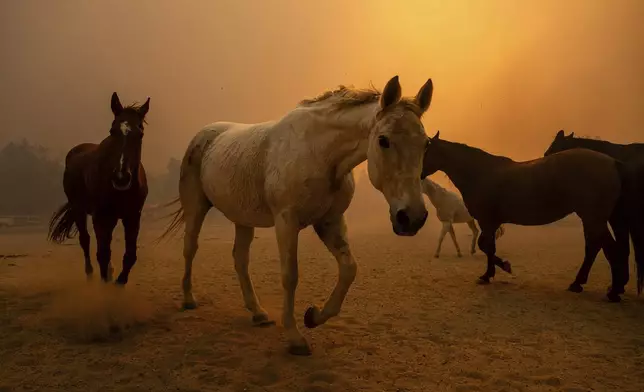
160,76 -> 433,356
422,177 -> 505,258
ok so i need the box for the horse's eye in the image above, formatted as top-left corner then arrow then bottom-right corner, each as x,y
378,135 -> 390,149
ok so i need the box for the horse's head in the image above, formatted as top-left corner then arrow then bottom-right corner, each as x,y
106,92 -> 150,191
367,76 -> 432,236
544,130 -> 575,157
421,130 -> 446,178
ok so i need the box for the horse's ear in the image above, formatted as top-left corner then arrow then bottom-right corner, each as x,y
568,131 -> 575,138
556,130 -> 565,139
139,97 -> 150,117
380,75 -> 402,109
431,130 -> 440,141
415,78 -> 433,114
111,92 -> 123,116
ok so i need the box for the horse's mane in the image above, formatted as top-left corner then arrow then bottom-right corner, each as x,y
441,139 -> 514,163
299,84 -> 423,115
122,102 -> 149,125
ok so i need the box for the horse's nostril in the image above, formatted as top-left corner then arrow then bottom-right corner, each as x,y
396,209 -> 410,227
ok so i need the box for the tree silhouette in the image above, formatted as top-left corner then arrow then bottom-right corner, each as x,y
0,139 -> 64,216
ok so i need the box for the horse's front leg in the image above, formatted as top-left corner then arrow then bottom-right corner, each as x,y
477,225 -> 512,284
274,212 -> 309,356
305,215 -> 357,329
467,220 -> 479,254
93,215 -> 118,282
115,212 -> 141,285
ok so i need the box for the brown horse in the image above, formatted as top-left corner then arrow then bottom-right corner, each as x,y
47,92 -> 150,284
544,130 -> 644,294
421,131 -> 629,302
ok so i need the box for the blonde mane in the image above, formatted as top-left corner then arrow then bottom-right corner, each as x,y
299,84 -> 424,116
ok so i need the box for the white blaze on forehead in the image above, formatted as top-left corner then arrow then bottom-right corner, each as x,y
120,121 -> 131,135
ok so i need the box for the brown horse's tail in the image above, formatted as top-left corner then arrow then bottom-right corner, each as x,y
153,197 -> 185,244
47,202 -> 78,243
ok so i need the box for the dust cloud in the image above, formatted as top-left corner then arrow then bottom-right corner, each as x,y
41,279 -> 154,343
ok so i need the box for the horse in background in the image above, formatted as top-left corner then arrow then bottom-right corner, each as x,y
48,92 -> 150,285
544,130 -> 644,294
421,177 -> 505,258
159,76 -> 432,355
422,131 -> 629,302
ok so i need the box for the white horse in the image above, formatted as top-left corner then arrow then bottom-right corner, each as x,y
422,177 -> 505,258
160,76 -> 433,356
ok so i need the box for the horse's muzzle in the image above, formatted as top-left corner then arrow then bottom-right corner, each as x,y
392,209 -> 428,236
112,169 -> 132,191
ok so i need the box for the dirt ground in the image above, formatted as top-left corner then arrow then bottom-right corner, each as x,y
2,197 -> 644,392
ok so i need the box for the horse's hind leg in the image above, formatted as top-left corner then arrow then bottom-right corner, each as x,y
607,217 -> 630,295
477,223 -> 512,284
448,224 -> 463,257
306,214 -> 357,330
74,211 -> 92,277
233,224 -> 273,326
434,221 -> 450,258
574,219 -> 623,302
181,200 -> 210,310
467,220 -> 479,255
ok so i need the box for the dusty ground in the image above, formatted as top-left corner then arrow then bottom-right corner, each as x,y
2,198 -> 644,391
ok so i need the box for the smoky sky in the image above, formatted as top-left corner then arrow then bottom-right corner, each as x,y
1,0 -> 643,174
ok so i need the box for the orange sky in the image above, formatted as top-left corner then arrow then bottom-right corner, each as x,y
1,0 -> 643,174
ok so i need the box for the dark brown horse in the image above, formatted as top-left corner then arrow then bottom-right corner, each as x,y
47,92 -> 150,284
421,131 -> 629,302
544,130 -> 644,294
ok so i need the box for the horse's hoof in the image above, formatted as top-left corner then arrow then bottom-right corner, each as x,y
114,280 -> 126,287
434,254 -> 440,259
304,306 -> 321,329
607,285 -> 625,295
288,342 -> 313,356
501,261 -> 512,274
182,300 -> 198,310
252,313 -> 275,327
607,292 -> 622,303
477,276 -> 491,285
568,283 -> 583,293
457,253 -> 463,258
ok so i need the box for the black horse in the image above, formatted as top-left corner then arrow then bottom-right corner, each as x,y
545,130 -> 644,295
48,92 -> 150,285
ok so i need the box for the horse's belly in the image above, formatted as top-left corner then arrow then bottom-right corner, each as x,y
201,170 -> 274,228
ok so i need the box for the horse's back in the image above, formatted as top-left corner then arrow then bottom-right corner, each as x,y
498,148 -> 622,222
191,121 -> 275,226
65,143 -> 98,167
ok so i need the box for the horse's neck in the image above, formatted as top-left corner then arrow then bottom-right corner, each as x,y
574,139 -> 623,158
576,139 -> 644,161
295,102 -> 377,178
423,179 -> 446,201
440,141 -> 510,197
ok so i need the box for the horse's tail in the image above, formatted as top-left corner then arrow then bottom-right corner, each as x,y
614,159 -> 644,295
153,197 -> 185,244
47,202 -> 78,243
154,128 -> 219,245
495,224 -> 506,240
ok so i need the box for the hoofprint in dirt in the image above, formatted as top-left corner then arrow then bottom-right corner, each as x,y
1,213 -> 644,392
